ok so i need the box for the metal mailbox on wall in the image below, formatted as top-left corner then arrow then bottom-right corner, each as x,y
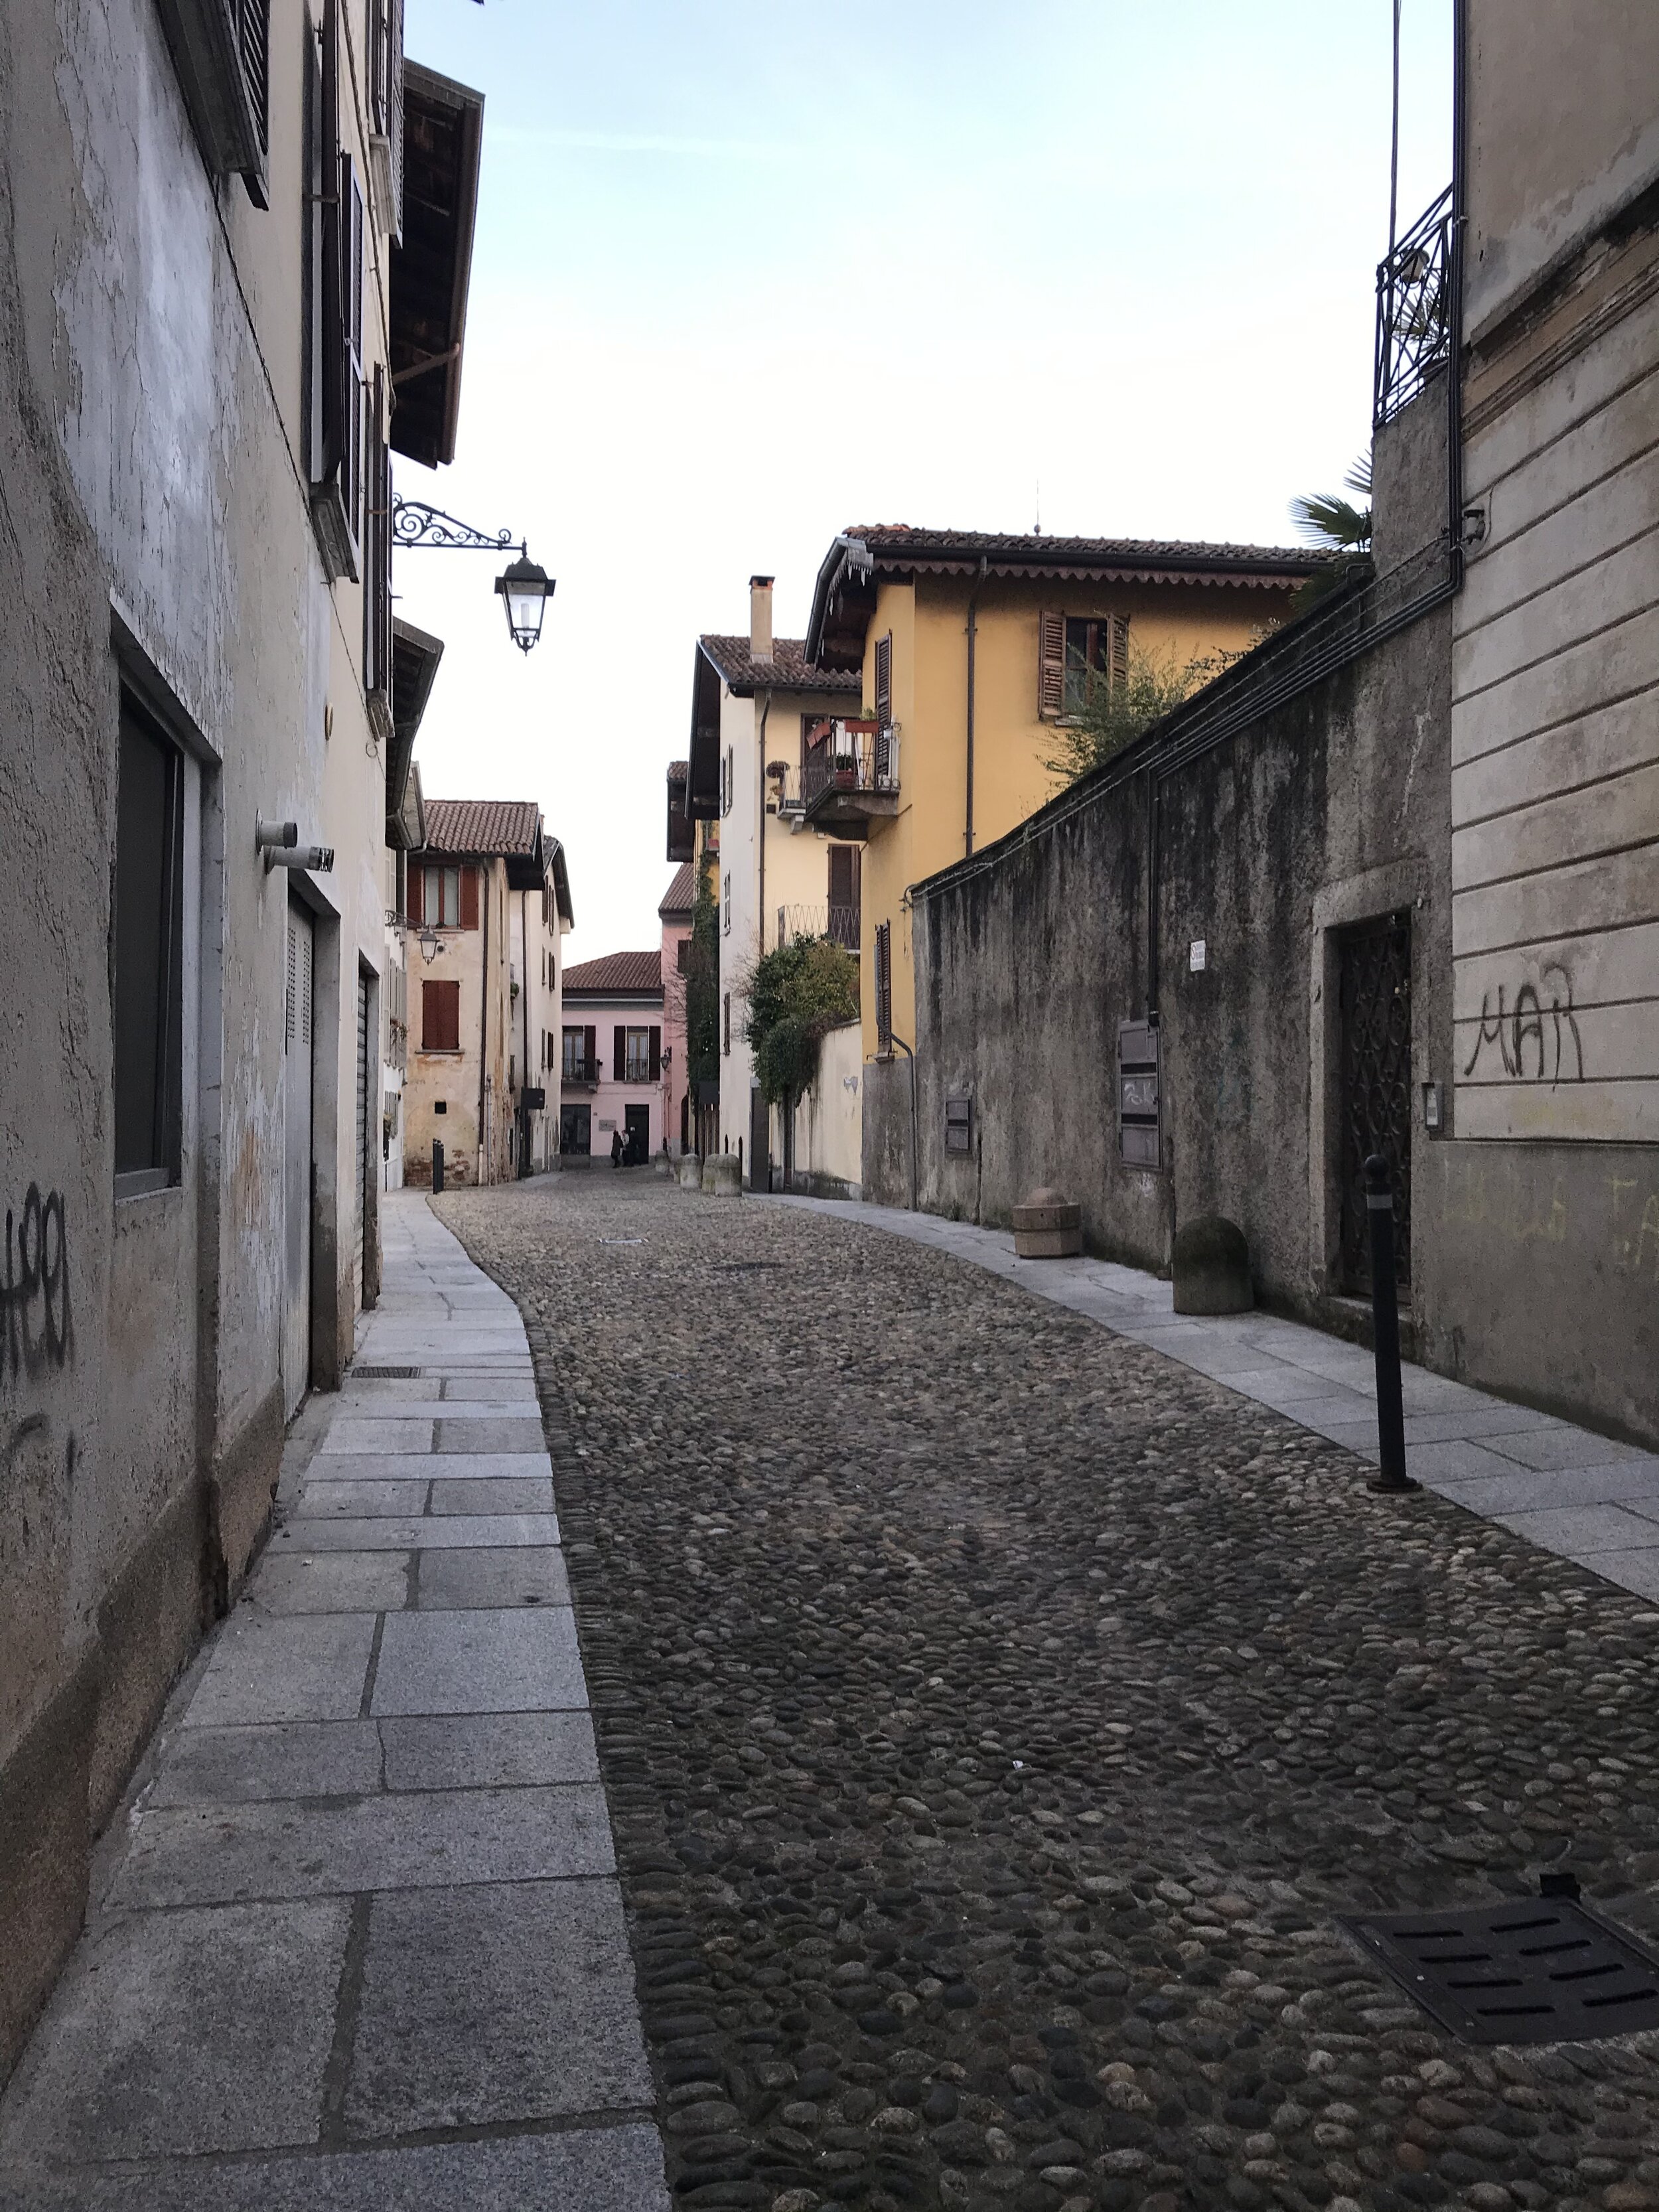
1118,1019 -> 1161,1168
945,1095 -> 973,1155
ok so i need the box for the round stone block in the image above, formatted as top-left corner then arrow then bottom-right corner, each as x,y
1171,1215 -> 1254,1314
679,1155 -> 705,1192
709,1153 -> 743,1197
1012,1186 -> 1082,1259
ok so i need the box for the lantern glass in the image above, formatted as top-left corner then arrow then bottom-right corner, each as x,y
495,555 -> 553,653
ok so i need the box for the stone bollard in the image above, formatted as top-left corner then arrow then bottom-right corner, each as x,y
678,1155 -> 703,1192
653,1151 -> 674,1179
1171,1215 -> 1254,1314
709,1153 -> 743,1197
1012,1185 -> 1082,1258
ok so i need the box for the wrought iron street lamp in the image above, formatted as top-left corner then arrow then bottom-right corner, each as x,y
494,554 -> 554,654
417,925 -> 443,964
391,498 -> 554,656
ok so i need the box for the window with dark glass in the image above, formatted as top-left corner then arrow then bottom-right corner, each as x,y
114,698 -> 184,1191
1062,615 -> 1127,717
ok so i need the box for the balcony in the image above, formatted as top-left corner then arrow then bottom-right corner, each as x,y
561,1057 -> 601,1090
1374,184 -> 1452,429
777,903 -> 861,951
800,719 -> 900,835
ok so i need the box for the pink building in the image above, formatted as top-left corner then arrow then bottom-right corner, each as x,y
659,861 -> 695,1154
559,951 -> 665,1163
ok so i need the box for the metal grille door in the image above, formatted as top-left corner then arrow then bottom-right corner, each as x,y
1337,911 -> 1411,1291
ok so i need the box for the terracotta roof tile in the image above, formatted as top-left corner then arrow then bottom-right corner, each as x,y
562,950 -> 663,995
422,798 -> 543,856
658,861 -> 696,919
698,635 -> 862,697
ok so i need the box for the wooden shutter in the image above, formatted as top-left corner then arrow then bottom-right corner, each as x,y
828,845 -> 853,908
407,863 -> 424,924
459,865 -> 479,929
649,1026 -> 661,1080
1038,609 -> 1066,719
875,633 -> 893,725
388,0 -> 405,232
1112,613 -> 1129,691
584,1024 -> 596,1072
422,979 -> 457,1051
236,0 -> 270,194
613,1025 -> 626,1080
875,920 -> 892,1049
364,366 -> 390,700
344,155 -> 364,551
317,0 -> 342,484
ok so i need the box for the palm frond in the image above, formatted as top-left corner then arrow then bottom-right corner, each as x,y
1289,490 -> 1373,550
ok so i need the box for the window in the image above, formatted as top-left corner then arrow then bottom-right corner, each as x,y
114,698 -> 184,1192
562,1027 -> 591,1080
622,1026 -> 660,1083
421,979 -> 460,1051
828,844 -> 861,948
874,632 -> 893,725
409,863 -> 476,928
722,871 -> 731,935
874,920 -> 893,1051
155,0 -> 271,204
676,938 -> 689,974
366,0 -> 404,238
308,0 -> 364,581
723,993 -> 731,1056
1041,611 -> 1129,719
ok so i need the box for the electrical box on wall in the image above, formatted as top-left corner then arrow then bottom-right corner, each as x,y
1118,1020 -> 1160,1168
945,1095 -> 973,1155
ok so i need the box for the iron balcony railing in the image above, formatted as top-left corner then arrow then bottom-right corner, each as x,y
769,762 -> 804,816
776,903 -> 861,951
1374,184 -> 1453,429
561,1057 -> 601,1088
800,718 -> 901,815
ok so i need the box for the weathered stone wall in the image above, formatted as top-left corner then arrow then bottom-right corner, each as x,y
0,0 -> 393,2079
894,382 -> 1656,1449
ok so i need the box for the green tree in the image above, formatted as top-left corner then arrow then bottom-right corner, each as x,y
1042,637 -> 1244,787
743,936 -> 859,1105
1288,454 -> 1373,610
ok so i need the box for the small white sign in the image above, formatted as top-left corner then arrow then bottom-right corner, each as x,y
1189,938 -> 1208,972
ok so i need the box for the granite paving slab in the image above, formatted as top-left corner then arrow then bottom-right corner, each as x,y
344,1878 -> 651,2135
372,1607 -> 587,1715
0,1192 -> 662,2211
109,1784 -> 614,1907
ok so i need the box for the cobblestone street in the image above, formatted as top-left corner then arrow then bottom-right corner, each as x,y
439,1171 -> 1659,2212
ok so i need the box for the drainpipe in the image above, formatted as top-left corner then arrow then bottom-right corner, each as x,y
964,555 -> 987,858
477,861 -> 490,1184
757,692 -> 770,953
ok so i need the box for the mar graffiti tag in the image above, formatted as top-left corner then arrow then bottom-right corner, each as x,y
1462,961 -> 1585,1086
1,1187 -> 73,1386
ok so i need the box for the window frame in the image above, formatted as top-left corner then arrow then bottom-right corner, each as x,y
113,694 -> 186,1199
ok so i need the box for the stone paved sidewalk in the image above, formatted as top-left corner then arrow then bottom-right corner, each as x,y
434,1169 -> 1659,2212
764,1197 -> 1659,1604
0,1193 -> 668,2211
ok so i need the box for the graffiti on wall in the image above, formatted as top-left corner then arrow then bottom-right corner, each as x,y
1462,961 -> 1584,1086
1,1187 -> 72,1385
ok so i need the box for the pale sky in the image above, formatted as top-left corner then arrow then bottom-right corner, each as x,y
394,1 -> 1453,966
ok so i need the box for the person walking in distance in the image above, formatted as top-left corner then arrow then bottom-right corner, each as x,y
611,1128 -> 624,1170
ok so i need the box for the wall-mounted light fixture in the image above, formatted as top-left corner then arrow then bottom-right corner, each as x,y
392,498 -> 555,657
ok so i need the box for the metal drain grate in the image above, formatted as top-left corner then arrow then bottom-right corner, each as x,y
353,1364 -> 422,1380
1341,1899 -> 1659,2045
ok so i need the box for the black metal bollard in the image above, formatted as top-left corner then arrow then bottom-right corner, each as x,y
1364,1153 -> 1417,1493
431,1138 -> 445,1195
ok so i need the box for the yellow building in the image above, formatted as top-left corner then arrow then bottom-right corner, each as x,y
803,527 -> 1322,1092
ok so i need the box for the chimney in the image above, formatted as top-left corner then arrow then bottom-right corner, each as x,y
749,574 -> 774,662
